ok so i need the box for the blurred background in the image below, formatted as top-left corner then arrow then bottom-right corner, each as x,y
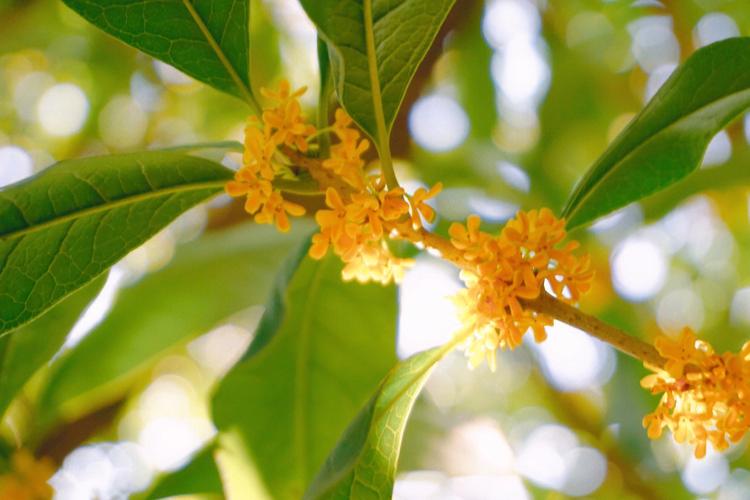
1,0 -> 750,498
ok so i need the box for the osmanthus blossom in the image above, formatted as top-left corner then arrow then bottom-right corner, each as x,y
641,328 -> 750,458
225,79 -> 750,459
225,80 -> 594,369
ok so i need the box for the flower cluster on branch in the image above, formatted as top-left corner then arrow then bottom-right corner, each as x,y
446,209 -> 593,370
226,81 -> 594,371
642,328 -> 750,458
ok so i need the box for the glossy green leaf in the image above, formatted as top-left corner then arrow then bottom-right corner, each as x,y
562,37 -> 750,229
0,151 -> 232,336
38,222 -> 311,422
146,445 -> 223,499
0,276 -> 105,418
62,0 -> 254,102
212,253 -> 397,500
299,0 -> 455,146
305,346 -> 450,500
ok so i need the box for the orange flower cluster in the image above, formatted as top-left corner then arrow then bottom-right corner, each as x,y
448,209 -> 593,370
641,328 -> 750,458
0,449 -> 55,500
228,81 -> 442,284
225,81 -> 311,232
309,111 -> 439,284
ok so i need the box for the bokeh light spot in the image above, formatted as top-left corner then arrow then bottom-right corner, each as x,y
0,145 -> 33,187
36,83 -> 89,137
611,235 -> 667,301
409,94 -> 469,152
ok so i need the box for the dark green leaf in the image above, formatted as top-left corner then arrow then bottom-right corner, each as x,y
0,151 -> 232,335
305,346 -> 450,500
212,253 -> 397,499
562,37 -> 750,229
0,276 -> 105,417
299,0 -> 455,146
146,445 -> 223,499
62,0 -> 254,102
37,221 -> 310,422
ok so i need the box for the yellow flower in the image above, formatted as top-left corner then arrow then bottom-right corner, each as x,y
323,136 -> 370,189
641,328 -> 750,459
254,191 -> 305,232
261,80 -> 316,152
449,215 -> 491,262
379,187 -> 410,221
225,168 -> 273,215
242,120 -> 275,180
408,182 -> 442,228
341,240 -> 413,284
311,188 -> 357,260
0,449 -> 55,500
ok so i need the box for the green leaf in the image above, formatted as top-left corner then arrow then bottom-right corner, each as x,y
0,151 -> 232,336
212,253 -> 397,500
37,222 -> 310,422
299,0 -> 455,146
562,37 -> 750,229
146,445 -> 223,500
61,0 -> 254,103
305,346 -> 450,500
0,276 -> 105,418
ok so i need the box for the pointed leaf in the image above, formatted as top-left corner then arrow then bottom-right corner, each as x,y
299,0 -> 455,145
38,222 -> 310,422
0,151 -> 232,335
305,346 -> 450,500
212,254 -> 397,499
0,276 -> 105,417
62,0 -> 253,101
562,37 -> 750,228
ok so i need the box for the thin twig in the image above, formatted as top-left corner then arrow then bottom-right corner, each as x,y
522,293 -> 665,368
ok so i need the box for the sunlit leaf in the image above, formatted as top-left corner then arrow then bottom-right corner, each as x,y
38,222 -> 311,422
212,253 -> 397,499
0,151 -> 232,335
62,0 -> 253,102
0,276 -> 105,417
299,0 -> 455,146
305,346 -> 449,500
562,37 -> 750,228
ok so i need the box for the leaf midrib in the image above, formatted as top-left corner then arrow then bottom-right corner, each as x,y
179,0 -> 256,108
338,343 -> 455,498
0,179 -> 226,242
363,0 -> 388,145
564,86 -> 750,223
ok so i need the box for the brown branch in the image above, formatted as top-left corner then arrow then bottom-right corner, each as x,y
522,293 -> 665,368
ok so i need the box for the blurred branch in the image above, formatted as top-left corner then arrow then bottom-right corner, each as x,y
389,0 -> 479,157
35,398 -> 125,465
530,370 -> 663,500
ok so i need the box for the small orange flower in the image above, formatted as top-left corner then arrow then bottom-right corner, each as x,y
254,191 -> 305,232
260,80 -> 316,152
408,182 -> 442,228
323,137 -> 370,189
226,168 -> 273,215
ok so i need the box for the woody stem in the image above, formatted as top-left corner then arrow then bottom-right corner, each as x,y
398,225 -> 665,368
521,292 -> 665,368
